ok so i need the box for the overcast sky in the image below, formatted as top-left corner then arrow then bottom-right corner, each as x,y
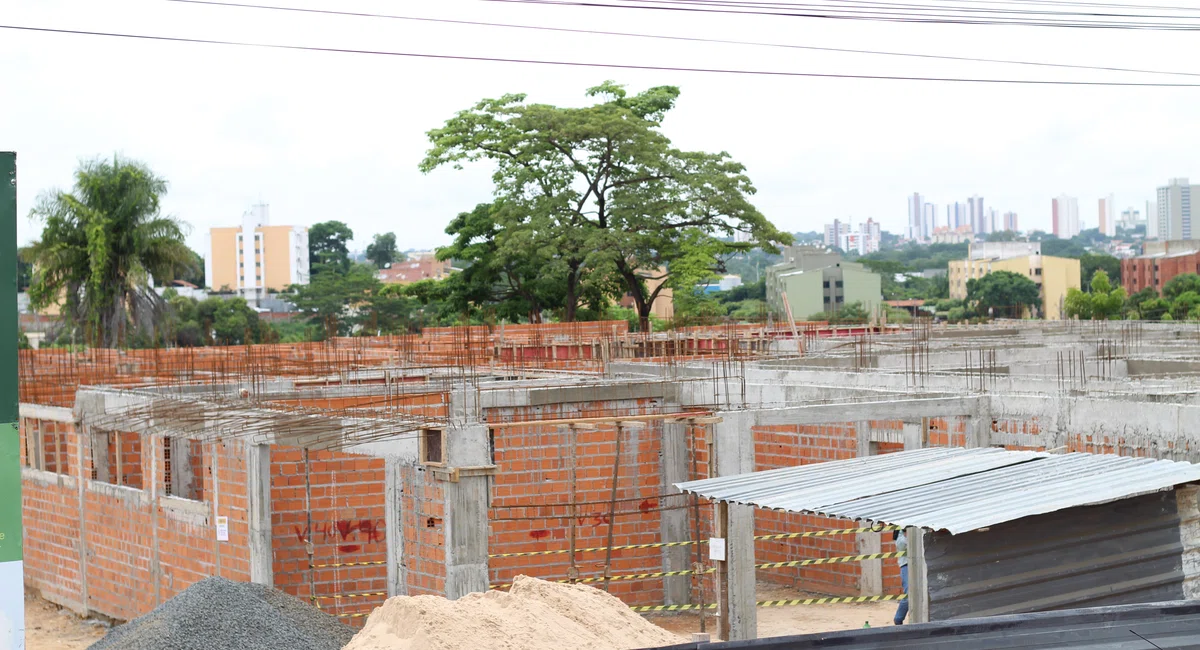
3,0 -> 1200,254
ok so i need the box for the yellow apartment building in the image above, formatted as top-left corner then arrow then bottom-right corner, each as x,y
949,242 -> 1080,320
205,204 -> 310,297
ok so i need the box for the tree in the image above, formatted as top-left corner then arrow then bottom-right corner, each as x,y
26,155 -> 195,347
1163,273 -> 1200,302
309,221 -> 354,277
1064,288 -> 1093,320
1170,291 -> 1200,320
966,271 -> 1040,318
365,232 -> 400,269
289,263 -> 379,336
1087,270 -> 1126,319
196,296 -> 263,345
986,230 -> 1020,242
1040,238 -> 1088,258
1140,297 -> 1171,320
1080,253 -> 1121,286
421,81 -> 792,329
1126,286 -> 1158,318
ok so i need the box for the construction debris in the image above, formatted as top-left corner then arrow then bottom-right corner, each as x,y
341,575 -> 682,650
88,577 -> 354,650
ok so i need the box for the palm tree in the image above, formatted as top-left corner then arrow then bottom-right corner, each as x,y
27,155 -> 195,347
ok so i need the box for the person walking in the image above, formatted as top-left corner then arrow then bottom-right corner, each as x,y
893,528 -> 909,625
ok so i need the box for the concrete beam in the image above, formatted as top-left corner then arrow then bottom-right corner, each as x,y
749,397 -> 984,427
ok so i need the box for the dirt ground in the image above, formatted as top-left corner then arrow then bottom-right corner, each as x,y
24,593 -> 107,650
646,585 -> 898,641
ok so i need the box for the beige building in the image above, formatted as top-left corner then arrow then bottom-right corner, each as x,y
949,242 -> 1080,320
205,204 -> 309,297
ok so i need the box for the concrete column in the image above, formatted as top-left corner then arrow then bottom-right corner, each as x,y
384,457 -> 407,597
246,442 -> 273,586
855,420 -> 882,596
712,411 -> 756,641
660,421 -> 691,605
965,415 -> 991,449
908,527 -> 930,623
443,421 -> 490,599
902,419 -> 927,451
170,437 -> 195,498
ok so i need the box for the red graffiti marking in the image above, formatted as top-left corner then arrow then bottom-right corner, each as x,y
638,499 -> 657,513
338,545 -> 362,553
529,529 -> 550,540
335,520 -> 354,540
291,518 -> 386,552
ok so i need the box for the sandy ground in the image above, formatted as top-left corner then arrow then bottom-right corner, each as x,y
646,585 -> 898,641
25,585 -> 896,649
24,593 -> 107,650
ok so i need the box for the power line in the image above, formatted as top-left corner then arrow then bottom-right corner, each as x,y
484,0 -> 1200,29
4,22 -> 1200,86
163,0 -> 1200,78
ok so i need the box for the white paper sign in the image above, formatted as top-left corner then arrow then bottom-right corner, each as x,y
709,537 -> 726,561
216,516 -> 229,542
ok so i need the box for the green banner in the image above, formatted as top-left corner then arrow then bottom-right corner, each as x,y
0,422 -> 18,563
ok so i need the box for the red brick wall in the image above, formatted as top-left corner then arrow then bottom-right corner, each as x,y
270,447 -> 388,624
21,416 -> 251,621
400,465 -> 445,597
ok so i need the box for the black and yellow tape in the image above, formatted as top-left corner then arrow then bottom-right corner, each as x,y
313,591 -> 388,600
487,525 -> 898,559
489,551 -> 906,589
310,560 -> 388,569
630,594 -> 907,612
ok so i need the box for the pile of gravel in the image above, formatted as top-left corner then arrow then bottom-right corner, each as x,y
89,576 -> 355,650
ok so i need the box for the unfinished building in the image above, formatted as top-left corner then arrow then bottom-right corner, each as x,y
17,319 -> 1200,638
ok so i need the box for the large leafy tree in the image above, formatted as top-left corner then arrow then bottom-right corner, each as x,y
308,220 -> 354,277
1163,273 -> 1200,302
26,155 -> 195,347
366,232 -> 400,269
1079,253 -> 1120,286
290,263 -> 382,337
1066,270 -> 1126,320
421,81 -> 792,328
966,270 -> 1041,318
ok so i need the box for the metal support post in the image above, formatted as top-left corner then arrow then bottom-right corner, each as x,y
1,151 -> 24,650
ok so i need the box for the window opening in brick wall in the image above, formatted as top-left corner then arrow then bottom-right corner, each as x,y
95,430 -> 144,489
162,437 -> 206,501
420,428 -> 444,466
22,418 -> 72,475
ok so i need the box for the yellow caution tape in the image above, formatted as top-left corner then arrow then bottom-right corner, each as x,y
489,551 -> 906,589
487,525 -> 897,559
313,592 -> 388,600
336,611 -> 374,619
310,560 -> 388,569
630,594 -> 907,612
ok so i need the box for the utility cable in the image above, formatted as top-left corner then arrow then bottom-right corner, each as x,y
5,23 -> 1200,86
484,0 -> 1200,29
164,0 -> 1200,78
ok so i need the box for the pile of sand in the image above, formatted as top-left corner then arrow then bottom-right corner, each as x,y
342,576 -> 683,650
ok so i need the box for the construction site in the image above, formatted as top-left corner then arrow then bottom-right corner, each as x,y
17,318 -> 1200,646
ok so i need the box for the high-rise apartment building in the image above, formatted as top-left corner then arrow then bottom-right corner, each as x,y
969,196 -> 987,234
1153,178 -> 1198,241
907,193 -> 924,241
947,202 -> 969,230
1052,195 -> 1081,239
1119,207 -> 1142,230
922,202 -> 938,239
1098,195 -> 1115,237
823,219 -> 850,248
1147,200 -> 1160,238
1002,212 -> 1018,232
205,204 -> 310,297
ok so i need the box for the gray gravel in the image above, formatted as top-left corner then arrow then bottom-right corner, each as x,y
89,577 -> 357,650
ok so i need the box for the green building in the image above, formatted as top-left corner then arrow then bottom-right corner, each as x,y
765,246 -> 883,321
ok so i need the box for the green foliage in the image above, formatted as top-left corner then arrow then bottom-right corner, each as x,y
26,155 -> 195,347
16,247 -> 32,291
1140,297 -> 1172,320
1080,253 -> 1121,286
420,81 -> 792,329
1170,291 -> 1200,320
808,301 -> 869,324
181,249 -> 205,287
721,249 -> 782,284
985,230 -> 1020,242
1163,274 -> 1200,302
365,232 -> 400,269
673,290 -> 727,326
309,221 -> 354,277
966,270 -> 1041,318
859,242 -> 968,272
289,263 -> 379,336
1126,287 -> 1159,318
1064,288 -> 1093,320
1040,238 -> 1089,258
197,296 -> 263,345
17,330 -> 30,350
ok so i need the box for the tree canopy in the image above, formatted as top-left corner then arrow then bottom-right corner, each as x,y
1065,270 -> 1126,320
1080,253 -> 1121,285
420,81 -> 792,328
966,270 -> 1041,318
26,155 -> 195,347
1163,273 -> 1200,302
366,232 -> 400,269
309,221 -> 353,277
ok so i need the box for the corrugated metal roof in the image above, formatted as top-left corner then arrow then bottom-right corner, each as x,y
675,447 -> 1200,534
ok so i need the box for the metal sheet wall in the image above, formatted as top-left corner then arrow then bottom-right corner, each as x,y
925,490 -> 1185,621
